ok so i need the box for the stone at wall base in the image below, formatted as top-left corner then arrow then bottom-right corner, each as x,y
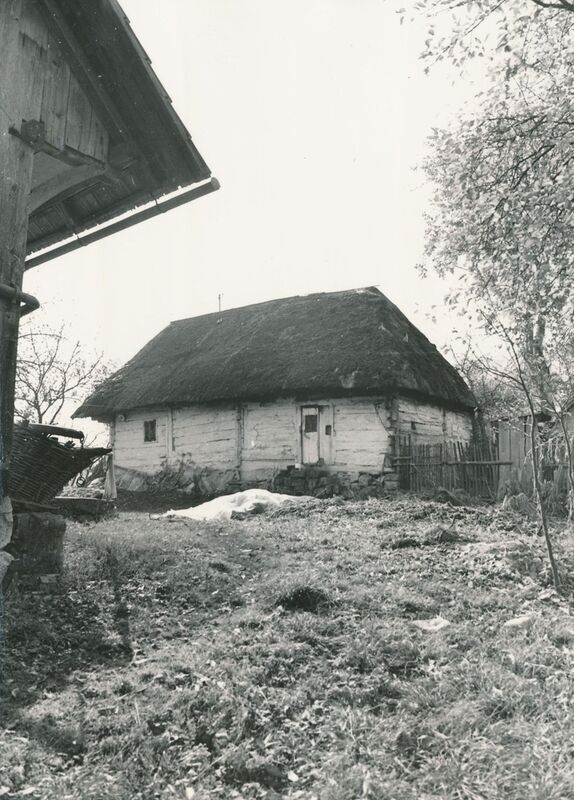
272,466 -> 398,498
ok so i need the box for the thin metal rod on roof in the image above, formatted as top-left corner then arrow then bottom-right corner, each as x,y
25,178 -> 220,270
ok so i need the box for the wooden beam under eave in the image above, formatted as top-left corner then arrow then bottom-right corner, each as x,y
26,187 -> 155,256
27,161 -> 107,214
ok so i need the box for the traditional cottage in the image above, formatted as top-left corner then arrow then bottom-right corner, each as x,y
75,287 -> 477,494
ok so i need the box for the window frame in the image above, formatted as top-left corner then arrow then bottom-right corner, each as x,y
143,419 -> 157,443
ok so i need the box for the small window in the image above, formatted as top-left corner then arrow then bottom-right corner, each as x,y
144,419 -> 157,442
411,421 -> 417,431
304,414 -> 318,433
325,424 -> 332,436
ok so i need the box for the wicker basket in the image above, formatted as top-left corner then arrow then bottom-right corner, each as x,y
9,423 -> 111,505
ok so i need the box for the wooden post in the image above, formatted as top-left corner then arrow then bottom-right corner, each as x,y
0,132 -> 35,546
0,0 -> 38,550
104,421 -> 117,501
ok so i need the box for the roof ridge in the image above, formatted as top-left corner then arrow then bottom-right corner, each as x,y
169,286 -> 382,325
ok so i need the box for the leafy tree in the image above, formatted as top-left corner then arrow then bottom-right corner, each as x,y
411,0 -> 574,589
408,1 -> 574,69
15,322 -> 109,426
414,0 -> 574,362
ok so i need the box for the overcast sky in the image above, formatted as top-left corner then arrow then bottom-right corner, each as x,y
24,0 -> 476,369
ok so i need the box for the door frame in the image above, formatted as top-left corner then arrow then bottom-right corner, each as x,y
300,405 -> 321,464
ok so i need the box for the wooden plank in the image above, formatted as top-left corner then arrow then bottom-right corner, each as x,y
18,3 -> 48,122
64,74 -> 106,159
64,75 -> 92,153
456,442 -> 469,492
0,2 -> 41,126
89,111 -> 109,163
19,0 -> 49,49
36,0 -> 126,139
40,47 -> 71,151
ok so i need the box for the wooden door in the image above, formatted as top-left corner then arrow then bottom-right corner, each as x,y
301,407 -> 320,464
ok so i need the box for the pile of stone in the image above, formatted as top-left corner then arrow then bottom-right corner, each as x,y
272,465 -> 397,499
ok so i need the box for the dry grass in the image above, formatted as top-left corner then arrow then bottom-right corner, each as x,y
2,497 -> 574,799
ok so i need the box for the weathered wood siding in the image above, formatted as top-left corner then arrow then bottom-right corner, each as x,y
333,399 -> 389,471
172,405 -> 238,468
397,398 -> 473,444
241,400 -> 297,480
113,409 -> 168,473
496,417 -> 534,495
12,1 -> 109,164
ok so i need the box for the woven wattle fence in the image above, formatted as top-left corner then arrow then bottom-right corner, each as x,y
9,424 -> 110,505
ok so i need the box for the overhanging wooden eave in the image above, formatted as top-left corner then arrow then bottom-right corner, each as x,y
25,177 -> 220,269
25,0 -> 214,256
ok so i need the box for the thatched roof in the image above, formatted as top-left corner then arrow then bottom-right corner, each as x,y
75,287 -> 476,422
25,0 -> 215,263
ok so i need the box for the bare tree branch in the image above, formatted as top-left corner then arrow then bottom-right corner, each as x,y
15,321 -> 110,427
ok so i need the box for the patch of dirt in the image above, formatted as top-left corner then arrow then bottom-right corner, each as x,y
275,585 -> 331,613
114,488 -> 199,514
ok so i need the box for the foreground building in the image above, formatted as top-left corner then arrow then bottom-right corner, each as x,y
0,0 -> 216,579
76,287 -> 477,494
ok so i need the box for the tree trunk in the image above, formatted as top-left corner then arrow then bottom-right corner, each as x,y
528,409 -> 561,590
557,414 -> 574,527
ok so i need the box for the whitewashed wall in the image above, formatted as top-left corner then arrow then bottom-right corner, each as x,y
396,398 -> 473,443
333,398 -> 390,472
240,399 -> 298,481
240,397 -> 390,480
113,405 -> 239,472
112,395 -> 473,485
172,405 -> 238,468
113,408 -> 168,473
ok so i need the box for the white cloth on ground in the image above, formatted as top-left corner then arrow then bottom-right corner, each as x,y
160,488 -> 311,522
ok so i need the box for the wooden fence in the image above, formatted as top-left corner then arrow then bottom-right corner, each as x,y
396,418 -> 574,501
496,417 -> 569,497
395,437 -> 510,499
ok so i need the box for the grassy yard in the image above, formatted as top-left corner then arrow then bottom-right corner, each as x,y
2,496 -> 574,799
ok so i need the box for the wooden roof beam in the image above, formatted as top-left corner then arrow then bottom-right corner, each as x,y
15,119 -> 107,168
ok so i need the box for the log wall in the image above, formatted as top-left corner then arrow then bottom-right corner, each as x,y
172,405 -> 238,468
396,398 -> 473,444
240,399 -> 343,481
112,396 -> 474,490
333,399 -> 389,472
113,408 -> 168,473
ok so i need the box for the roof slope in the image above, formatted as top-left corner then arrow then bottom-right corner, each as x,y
75,287 -> 476,421
26,0 -> 214,260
